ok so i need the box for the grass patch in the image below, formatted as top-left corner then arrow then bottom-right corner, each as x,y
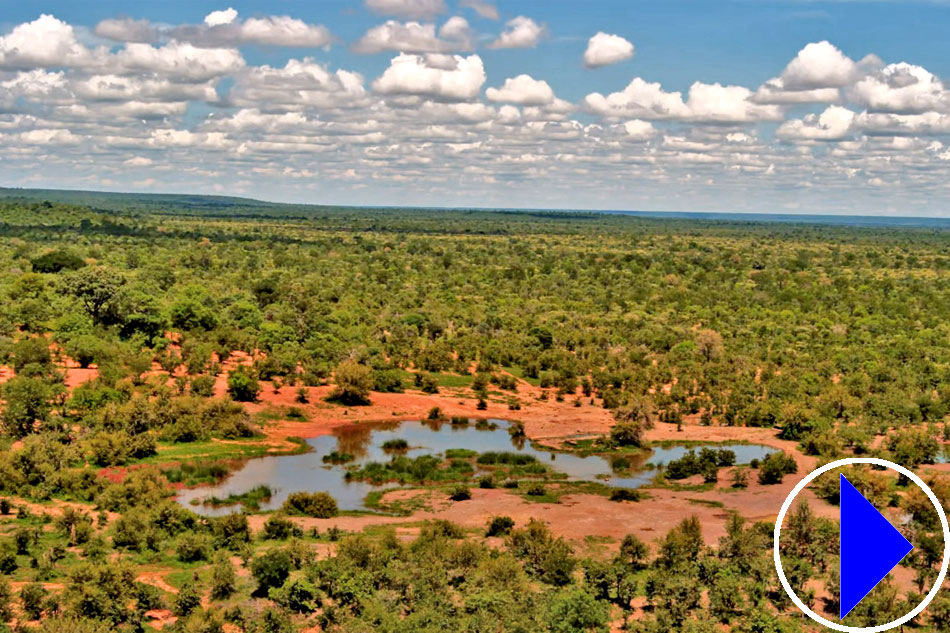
686,497 -> 725,508
204,485 -> 273,511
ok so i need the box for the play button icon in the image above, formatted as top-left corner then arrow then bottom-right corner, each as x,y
775,457 -> 950,632
839,474 -> 914,620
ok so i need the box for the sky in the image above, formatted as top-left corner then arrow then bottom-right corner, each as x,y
2,1 -> 950,215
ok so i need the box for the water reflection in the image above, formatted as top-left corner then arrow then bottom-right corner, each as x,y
177,419 -> 776,516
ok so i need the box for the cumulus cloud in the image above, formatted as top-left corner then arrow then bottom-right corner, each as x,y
849,63 -> 950,114
365,0 -> 446,20
777,105 -> 856,141
779,41 -> 858,90
486,74 -> 554,105
94,18 -> 160,44
116,41 -> 245,81
752,79 -> 840,104
226,58 -> 366,111
205,8 -> 238,27
583,32 -> 634,68
354,17 -> 472,53
489,16 -> 545,49
0,14 -> 101,69
95,11 -> 332,48
622,119 -> 655,140
372,53 -> 485,100
459,0 -> 499,20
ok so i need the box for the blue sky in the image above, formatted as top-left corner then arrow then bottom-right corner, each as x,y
1,1 -> 950,214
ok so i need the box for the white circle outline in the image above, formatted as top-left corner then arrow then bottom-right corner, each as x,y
774,457 -> 950,633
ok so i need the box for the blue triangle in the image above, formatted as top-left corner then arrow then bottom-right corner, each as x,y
839,474 -> 913,620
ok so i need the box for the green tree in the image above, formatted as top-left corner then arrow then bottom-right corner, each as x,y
545,588 -> 608,633
63,266 -> 125,326
250,549 -> 293,594
1,376 -> 54,437
331,361 -> 374,405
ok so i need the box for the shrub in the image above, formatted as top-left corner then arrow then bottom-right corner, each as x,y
227,369 -> 260,402
174,577 -> 202,617
757,451 -> 798,485
525,483 -> 547,496
381,438 -> 409,452
486,516 -> 515,537
262,514 -> 302,541
331,361 -> 373,405
427,406 -> 442,420
251,549 -> 293,593
321,451 -> 354,464
282,492 -> 338,518
609,488 -> 642,502
609,422 -> 644,448
176,533 -> 211,562
213,513 -> 251,550
477,451 -> 537,466
449,486 -> 471,501
20,582 -> 47,620
210,553 -> 237,600
478,475 -> 495,489
190,375 -> 216,397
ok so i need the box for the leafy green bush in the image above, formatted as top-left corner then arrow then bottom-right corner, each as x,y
282,492 -> 338,518
757,451 -> 798,485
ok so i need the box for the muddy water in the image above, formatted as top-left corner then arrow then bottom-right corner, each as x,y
177,419 -> 776,515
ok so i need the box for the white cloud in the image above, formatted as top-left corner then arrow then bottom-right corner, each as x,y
685,82 -> 783,123
753,78 -> 840,104
779,41 -> 858,90
585,78 -> 781,122
116,41 -> 245,81
95,13 -> 332,48
777,105 -> 856,140
372,53 -> 485,100
227,58 -> 366,111
73,74 -> 218,103
850,63 -> 950,114
94,18 -> 159,43
365,0 -> 447,20
583,32 -> 634,68
459,0 -> 499,20
623,119 -> 655,140
489,16 -> 545,49
205,8 -> 238,27
583,78 -> 689,119
486,74 -> 554,105
354,18 -> 472,53
0,14 -> 99,69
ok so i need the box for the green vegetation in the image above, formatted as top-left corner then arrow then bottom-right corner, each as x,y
0,194 -> 949,630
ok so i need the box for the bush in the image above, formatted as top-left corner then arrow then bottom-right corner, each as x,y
282,492 -> 338,518
190,375 -> 216,397
251,549 -> 293,593
757,451 -> 798,485
486,516 -> 515,537
609,488 -> 642,502
449,486 -> 471,501
322,451 -> 354,464
477,451 -> 536,466
609,421 -> 644,447
262,514 -> 302,540
427,406 -> 442,420
381,438 -> 409,452
226,369 -> 260,402
176,533 -> 211,562
525,482 -> 547,496
210,553 -> 237,600
331,361 -> 374,405
20,582 -> 47,619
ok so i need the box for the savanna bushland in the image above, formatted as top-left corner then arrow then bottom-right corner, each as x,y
0,191 -> 948,631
